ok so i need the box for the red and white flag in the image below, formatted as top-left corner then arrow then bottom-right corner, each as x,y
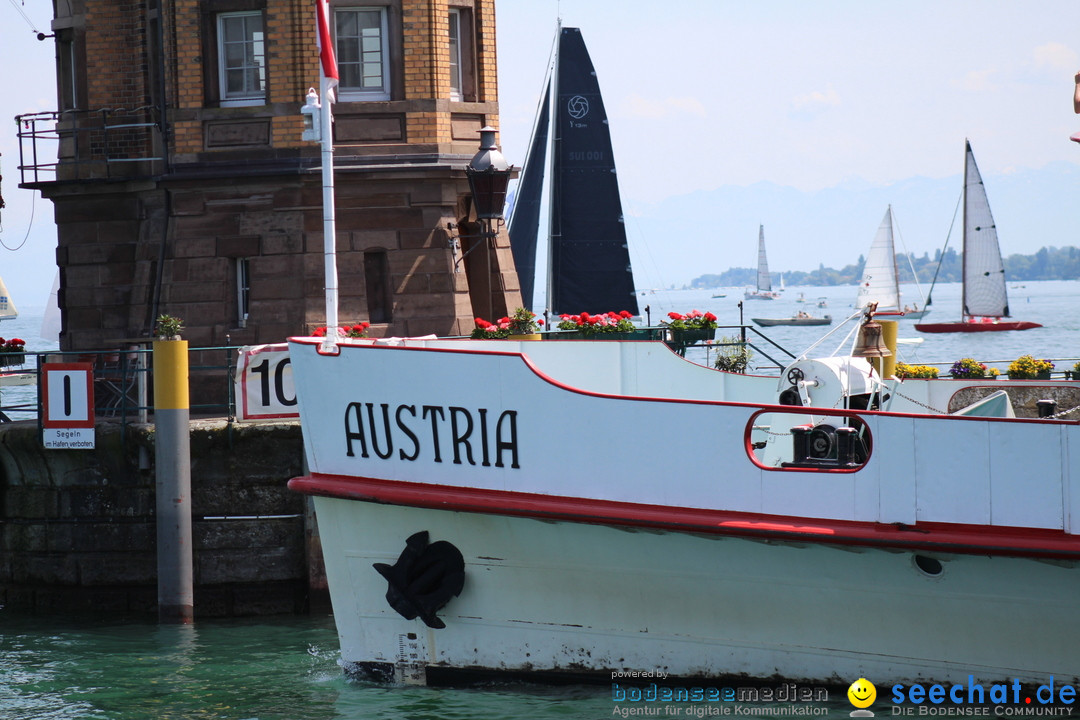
314,0 -> 339,98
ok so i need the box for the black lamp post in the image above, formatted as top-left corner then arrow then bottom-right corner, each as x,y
463,126 -> 514,319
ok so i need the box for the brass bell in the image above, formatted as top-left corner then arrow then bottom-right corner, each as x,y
853,318 -> 892,358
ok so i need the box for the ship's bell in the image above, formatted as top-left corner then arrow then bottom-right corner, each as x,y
852,318 -> 892,358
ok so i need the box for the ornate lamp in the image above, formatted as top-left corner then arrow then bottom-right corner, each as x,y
465,126 -> 512,220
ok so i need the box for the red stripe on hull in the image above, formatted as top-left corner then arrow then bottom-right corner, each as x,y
914,321 -> 1042,333
288,473 -> 1080,559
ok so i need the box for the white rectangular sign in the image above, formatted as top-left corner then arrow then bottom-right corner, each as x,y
235,344 -> 299,421
42,363 -> 96,449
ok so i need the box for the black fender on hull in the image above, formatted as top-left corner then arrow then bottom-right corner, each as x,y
373,531 -> 465,629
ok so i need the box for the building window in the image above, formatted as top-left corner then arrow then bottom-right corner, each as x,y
57,29 -> 80,111
236,258 -> 251,327
217,11 -> 265,107
448,9 -> 462,101
364,250 -> 392,323
447,7 -> 475,101
335,7 -> 390,101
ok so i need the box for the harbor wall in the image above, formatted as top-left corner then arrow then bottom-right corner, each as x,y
0,419 -> 325,616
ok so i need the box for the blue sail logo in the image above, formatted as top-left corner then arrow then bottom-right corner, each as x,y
567,95 -> 589,119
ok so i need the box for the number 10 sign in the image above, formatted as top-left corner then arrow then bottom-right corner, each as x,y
42,363 -> 96,449
235,344 -> 299,421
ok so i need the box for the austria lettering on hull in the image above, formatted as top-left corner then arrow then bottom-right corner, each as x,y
343,402 -> 520,468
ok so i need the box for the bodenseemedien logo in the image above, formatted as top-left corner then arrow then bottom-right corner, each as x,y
849,678 -> 877,717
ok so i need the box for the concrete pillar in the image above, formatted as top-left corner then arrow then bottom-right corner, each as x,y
153,339 -> 193,623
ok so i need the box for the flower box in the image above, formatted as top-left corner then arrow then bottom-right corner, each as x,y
0,352 -> 26,367
668,328 -> 715,345
1008,371 -> 1051,381
546,329 -> 660,341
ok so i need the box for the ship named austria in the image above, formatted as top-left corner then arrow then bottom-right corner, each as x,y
288,334 -> 1080,687
343,401 -> 520,468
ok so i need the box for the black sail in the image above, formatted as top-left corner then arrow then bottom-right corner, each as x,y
507,83 -> 550,310
550,27 -> 638,316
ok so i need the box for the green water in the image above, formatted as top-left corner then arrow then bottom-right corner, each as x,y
0,612 -> 852,719
0,613 -> 614,719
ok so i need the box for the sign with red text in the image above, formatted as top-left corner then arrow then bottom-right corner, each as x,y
42,363 -> 95,449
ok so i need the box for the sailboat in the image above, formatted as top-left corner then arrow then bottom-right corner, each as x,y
744,225 -> 779,300
0,276 -> 18,321
507,26 -> 638,317
855,205 -> 929,319
915,141 -> 1041,333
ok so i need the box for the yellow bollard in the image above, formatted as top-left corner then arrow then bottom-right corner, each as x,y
153,339 -> 192,623
871,320 -> 898,378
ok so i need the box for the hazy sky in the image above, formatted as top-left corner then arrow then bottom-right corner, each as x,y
496,0 -> 1080,198
2,0 -> 1079,310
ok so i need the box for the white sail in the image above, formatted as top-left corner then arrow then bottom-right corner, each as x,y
755,225 -> 771,292
0,276 -> 18,321
41,271 -> 61,340
962,141 -> 1009,318
856,206 -> 901,310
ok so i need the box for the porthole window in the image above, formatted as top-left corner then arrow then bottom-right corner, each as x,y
913,554 -> 943,577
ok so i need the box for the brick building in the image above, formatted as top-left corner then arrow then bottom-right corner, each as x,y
21,0 -> 521,354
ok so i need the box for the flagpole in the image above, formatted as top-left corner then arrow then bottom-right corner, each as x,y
319,72 -> 339,352
313,0 -> 339,352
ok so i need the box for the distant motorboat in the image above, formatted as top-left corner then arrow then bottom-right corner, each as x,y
751,312 -> 832,327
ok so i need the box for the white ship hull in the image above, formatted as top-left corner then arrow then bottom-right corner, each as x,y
288,337 -> 1080,685
309,494 -> 1080,686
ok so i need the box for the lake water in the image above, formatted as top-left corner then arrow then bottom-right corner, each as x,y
1,612 -> 855,719
3,282 -> 1079,719
645,279 -> 1080,373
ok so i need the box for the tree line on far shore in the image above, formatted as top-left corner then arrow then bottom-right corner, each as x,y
689,246 -> 1080,289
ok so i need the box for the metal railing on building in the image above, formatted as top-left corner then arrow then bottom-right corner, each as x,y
0,345 -> 240,437
15,106 -> 166,184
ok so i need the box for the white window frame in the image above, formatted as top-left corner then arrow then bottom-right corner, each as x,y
236,258 -> 251,327
217,11 -> 266,107
448,9 -> 462,101
334,6 -> 391,101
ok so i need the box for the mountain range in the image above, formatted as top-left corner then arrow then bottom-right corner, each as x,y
624,160 -> 1080,290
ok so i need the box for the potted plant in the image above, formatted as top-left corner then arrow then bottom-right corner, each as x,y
0,337 -> 26,367
665,310 -> 718,355
712,336 -> 753,374
554,310 -> 640,338
948,358 -> 996,379
506,307 -> 543,339
894,362 -> 939,379
1007,355 -> 1053,380
1070,361 -> 1080,381
155,314 -> 184,340
471,317 -> 510,339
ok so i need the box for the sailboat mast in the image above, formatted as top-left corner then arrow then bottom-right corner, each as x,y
544,21 -> 561,316
961,140 -> 970,320
887,206 -> 900,304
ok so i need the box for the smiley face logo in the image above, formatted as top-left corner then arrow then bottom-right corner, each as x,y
848,678 -> 877,709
